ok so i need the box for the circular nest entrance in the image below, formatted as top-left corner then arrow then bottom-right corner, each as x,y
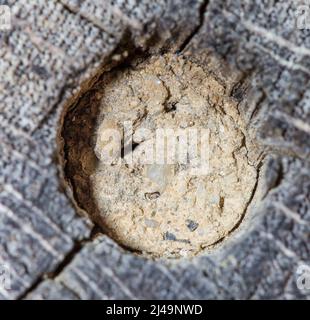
61,53 -> 261,258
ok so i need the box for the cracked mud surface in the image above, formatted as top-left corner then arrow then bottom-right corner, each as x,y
64,54 -> 261,258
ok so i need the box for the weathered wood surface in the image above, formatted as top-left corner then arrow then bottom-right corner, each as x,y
0,0 -> 309,299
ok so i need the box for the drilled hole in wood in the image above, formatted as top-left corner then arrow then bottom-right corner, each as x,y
61,53 -> 262,258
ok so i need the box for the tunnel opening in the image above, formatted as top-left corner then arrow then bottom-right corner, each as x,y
60,52 -> 263,259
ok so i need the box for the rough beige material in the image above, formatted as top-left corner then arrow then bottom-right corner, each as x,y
2,0 -> 308,300
90,54 -> 260,258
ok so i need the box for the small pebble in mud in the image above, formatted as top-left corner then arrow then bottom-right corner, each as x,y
145,192 -> 160,200
163,232 -> 177,241
186,219 -> 199,232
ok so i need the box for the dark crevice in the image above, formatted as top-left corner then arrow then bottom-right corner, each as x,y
270,160 -> 284,191
47,242 -> 83,279
262,157 -> 285,199
219,196 -> 225,211
58,280 -> 82,300
17,225 -> 101,300
17,275 -> 45,300
165,102 -> 177,113
177,0 -> 209,53
229,70 -> 254,102
121,142 -> 140,159
249,90 -> 267,122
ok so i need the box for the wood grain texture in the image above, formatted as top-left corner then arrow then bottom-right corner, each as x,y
0,0 -> 309,299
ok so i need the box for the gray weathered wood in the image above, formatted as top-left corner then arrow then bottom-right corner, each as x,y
0,0 -> 309,299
